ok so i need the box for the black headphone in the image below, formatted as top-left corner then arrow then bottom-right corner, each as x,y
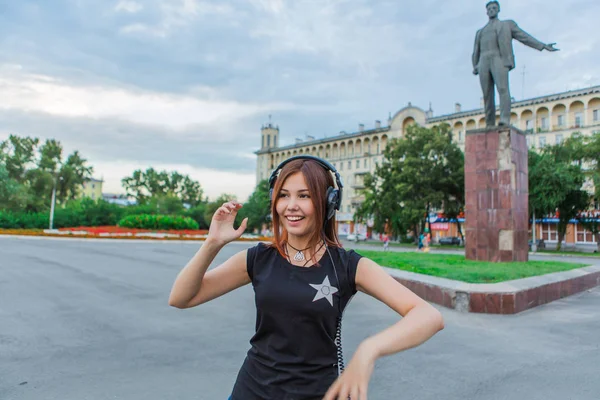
268,155 -> 343,221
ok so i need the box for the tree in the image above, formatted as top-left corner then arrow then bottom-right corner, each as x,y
529,139 -> 590,251
528,151 -> 562,219
355,124 -> 464,240
238,179 -> 271,233
0,135 -> 93,212
574,132 -> 600,252
0,163 -> 28,211
581,132 -> 600,200
121,168 -> 205,206
0,135 -> 39,182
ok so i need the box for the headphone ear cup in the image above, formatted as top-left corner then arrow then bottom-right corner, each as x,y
325,187 -> 339,220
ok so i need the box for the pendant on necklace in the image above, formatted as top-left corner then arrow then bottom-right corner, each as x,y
293,251 -> 305,261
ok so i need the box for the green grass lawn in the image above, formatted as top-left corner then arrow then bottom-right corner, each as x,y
536,249 -> 600,258
357,250 -> 588,283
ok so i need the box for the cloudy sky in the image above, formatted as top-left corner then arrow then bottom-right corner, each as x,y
1,0 -> 598,201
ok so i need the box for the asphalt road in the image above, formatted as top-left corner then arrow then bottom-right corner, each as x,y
1,236 -> 599,400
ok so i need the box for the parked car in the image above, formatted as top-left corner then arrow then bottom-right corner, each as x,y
439,236 -> 461,245
528,239 -> 546,250
346,233 -> 367,242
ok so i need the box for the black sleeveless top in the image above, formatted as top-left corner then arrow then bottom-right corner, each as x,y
230,242 -> 362,400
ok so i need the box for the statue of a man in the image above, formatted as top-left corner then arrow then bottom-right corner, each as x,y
473,1 -> 558,127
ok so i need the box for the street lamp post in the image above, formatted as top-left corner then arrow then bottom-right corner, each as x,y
49,175 -> 64,230
532,210 -> 537,252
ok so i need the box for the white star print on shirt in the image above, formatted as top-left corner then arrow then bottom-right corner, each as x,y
309,276 -> 339,306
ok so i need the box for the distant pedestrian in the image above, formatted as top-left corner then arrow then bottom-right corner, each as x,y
418,233 -> 424,251
424,230 -> 431,253
383,234 -> 389,251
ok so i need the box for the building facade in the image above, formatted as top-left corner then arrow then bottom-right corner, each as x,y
255,85 -> 600,244
79,177 -> 103,200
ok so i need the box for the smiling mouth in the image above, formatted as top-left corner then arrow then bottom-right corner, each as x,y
286,216 -> 305,222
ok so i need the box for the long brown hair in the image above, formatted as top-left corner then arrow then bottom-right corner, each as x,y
270,158 -> 341,263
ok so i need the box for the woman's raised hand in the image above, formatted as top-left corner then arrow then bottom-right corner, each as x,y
207,201 -> 248,247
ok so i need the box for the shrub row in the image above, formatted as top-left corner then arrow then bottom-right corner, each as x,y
0,198 -> 210,230
118,214 -> 199,230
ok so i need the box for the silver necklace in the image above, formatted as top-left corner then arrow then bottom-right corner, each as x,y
286,242 -> 311,261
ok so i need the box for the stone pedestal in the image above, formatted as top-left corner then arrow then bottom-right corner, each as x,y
465,126 -> 529,262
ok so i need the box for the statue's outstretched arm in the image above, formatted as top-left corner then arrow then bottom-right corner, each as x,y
510,21 -> 558,51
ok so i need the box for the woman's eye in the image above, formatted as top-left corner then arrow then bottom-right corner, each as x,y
300,194 -> 310,199
278,193 -> 288,198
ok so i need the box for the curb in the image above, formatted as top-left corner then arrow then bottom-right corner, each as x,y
0,234 -> 264,244
384,266 -> 600,314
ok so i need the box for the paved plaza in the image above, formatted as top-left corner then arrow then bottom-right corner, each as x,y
1,236 -> 599,400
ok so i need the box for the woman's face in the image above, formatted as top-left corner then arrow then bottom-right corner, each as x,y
275,172 -> 316,239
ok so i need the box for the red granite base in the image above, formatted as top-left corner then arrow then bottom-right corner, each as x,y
465,126 -> 529,262
391,270 -> 600,314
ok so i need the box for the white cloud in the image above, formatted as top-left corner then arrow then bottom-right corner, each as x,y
93,159 -> 256,202
0,65 -> 291,132
115,0 -> 143,13
119,0 -> 235,37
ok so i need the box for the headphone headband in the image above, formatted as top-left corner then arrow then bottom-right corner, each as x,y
268,155 -> 343,190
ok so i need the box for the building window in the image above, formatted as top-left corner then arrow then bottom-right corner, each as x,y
526,119 -> 534,132
526,137 -> 532,148
541,223 -> 559,242
575,112 -> 583,127
377,144 -> 380,154
538,136 -> 546,148
364,159 -> 367,168
555,134 -> 563,144
594,109 -> 599,122
92,184 -> 95,189
458,131 -> 463,142
347,205 -> 351,213
541,117 -> 548,130
274,136 -> 277,147
348,161 -> 351,170
356,160 -> 360,169
575,224 -> 597,244
268,136 -> 271,147
557,114 -> 565,127
340,163 -> 343,171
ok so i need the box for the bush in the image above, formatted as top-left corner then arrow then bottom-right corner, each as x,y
0,210 -> 49,229
117,214 -> 199,230
183,203 -> 209,229
0,198 -> 127,229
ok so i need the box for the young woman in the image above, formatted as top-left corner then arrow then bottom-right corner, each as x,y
169,156 -> 444,400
